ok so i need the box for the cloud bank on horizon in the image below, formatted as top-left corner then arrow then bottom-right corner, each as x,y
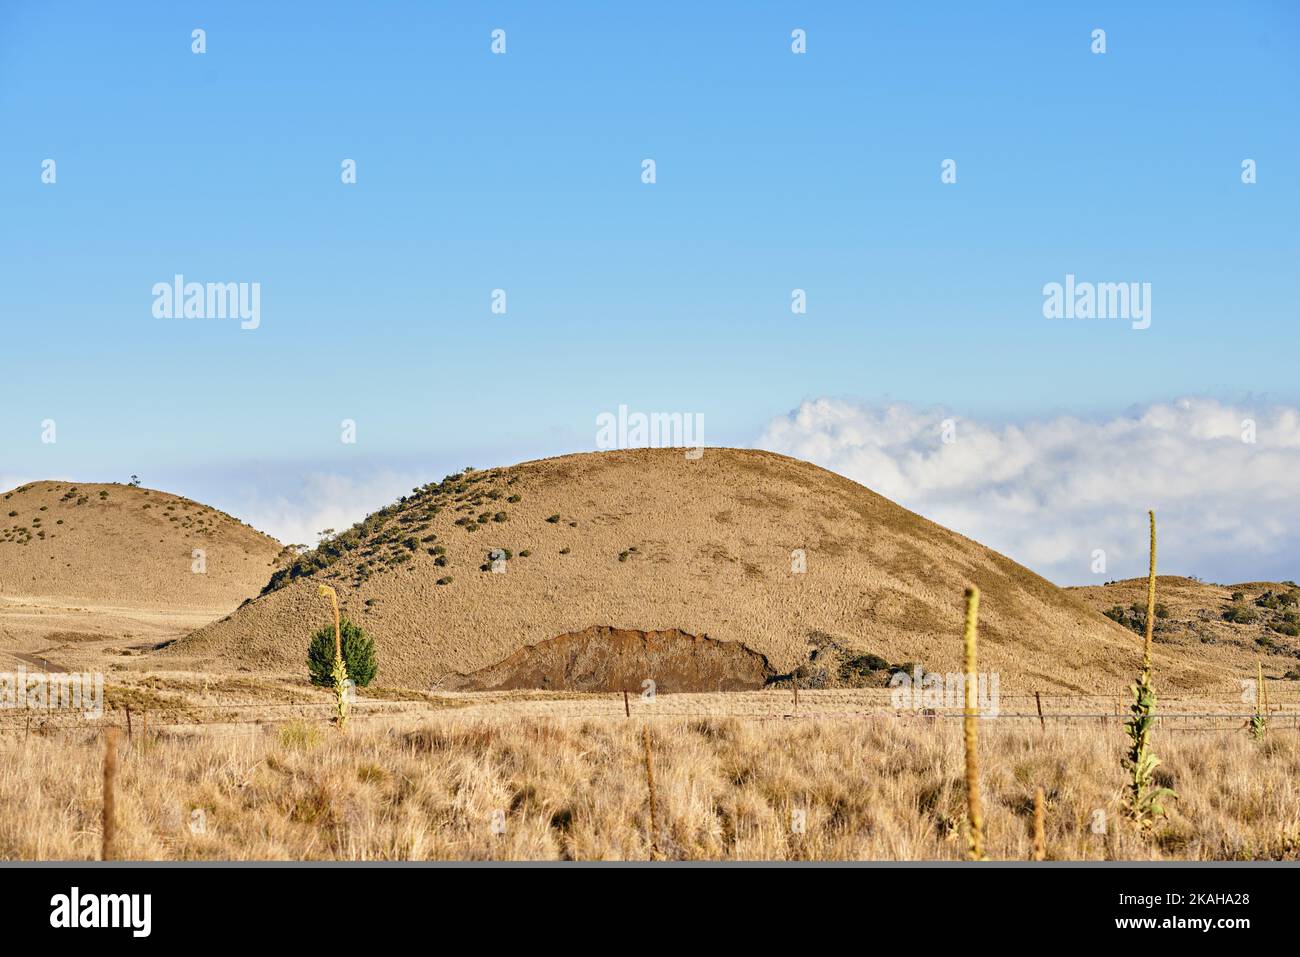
756,397 -> 1300,587
232,469 -> 431,552
13,398 -> 1292,590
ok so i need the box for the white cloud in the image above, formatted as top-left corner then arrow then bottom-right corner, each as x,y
756,397 -> 1300,585
233,469 -> 430,549
0,475 -> 34,495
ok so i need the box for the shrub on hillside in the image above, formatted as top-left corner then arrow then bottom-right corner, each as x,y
1255,591 -> 1282,610
306,618 -> 378,688
1222,604 -> 1259,625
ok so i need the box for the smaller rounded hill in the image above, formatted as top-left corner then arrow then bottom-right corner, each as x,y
0,481 -> 286,610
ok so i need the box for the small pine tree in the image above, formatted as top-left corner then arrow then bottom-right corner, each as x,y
307,618 -> 378,687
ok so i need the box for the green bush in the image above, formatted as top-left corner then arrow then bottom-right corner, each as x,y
1222,604 -> 1259,624
839,653 -> 891,681
306,618 -> 377,688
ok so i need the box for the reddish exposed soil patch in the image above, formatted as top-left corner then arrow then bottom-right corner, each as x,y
446,625 -> 774,692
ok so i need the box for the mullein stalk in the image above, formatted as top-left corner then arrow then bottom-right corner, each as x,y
642,725 -> 660,860
1032,786 -> 1046,861
1123,511 -> 1175,827
963,586 -> 985,861
102,726 -> 119,861
1250,660 -> 1267,740
318,585 -> 349,731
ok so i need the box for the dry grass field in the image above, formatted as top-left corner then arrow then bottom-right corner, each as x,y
2,714 -> 1297,861
2,454 -> 1298,863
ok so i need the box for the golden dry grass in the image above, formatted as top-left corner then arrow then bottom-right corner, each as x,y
2,716 -> 1297,861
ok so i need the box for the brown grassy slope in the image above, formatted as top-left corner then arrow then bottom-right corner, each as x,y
1071,576 -> 1300,683
170,448 -> 1169,691
0,481 -> 285,610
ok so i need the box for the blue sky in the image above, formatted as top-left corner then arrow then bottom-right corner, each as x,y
1,2 -> 1297,580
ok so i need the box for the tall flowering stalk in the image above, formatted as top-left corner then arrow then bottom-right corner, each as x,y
1250,660 -> 1267,740
642,726 -> 660,860
962,586 -> 985,861
1032,786 -> 1046,861
102,726 -> 119,861
1123,511 -> 1175,827
318,585 -> 349,731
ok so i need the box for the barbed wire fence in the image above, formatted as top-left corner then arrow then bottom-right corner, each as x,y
2,687 -> 1298,738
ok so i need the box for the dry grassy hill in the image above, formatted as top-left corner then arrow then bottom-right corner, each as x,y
0,481 -> 285,610
1071,577 -> 1300,684
168,448 -> 1192,693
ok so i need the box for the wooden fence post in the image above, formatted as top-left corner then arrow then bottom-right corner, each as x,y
1035,691 -> 1045,730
